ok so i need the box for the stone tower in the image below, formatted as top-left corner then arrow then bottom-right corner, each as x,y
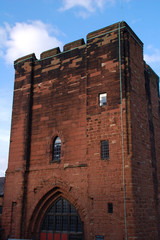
2,21 -> 160,240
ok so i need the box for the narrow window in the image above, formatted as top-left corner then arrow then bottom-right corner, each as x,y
101,140 -> 109,160
108,203 -> 113,213
0,206 -> 2,214
53,137 -> 61,162
99,93 -> 107,106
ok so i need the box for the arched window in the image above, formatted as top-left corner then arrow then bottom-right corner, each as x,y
40,198 -> 83,240
53,137 -> 61,162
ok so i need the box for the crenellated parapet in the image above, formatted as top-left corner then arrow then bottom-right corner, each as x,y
3,21 -> 160,240
14,21 -> 144,67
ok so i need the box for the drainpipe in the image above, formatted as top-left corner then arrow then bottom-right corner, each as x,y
118,21 -> 128,240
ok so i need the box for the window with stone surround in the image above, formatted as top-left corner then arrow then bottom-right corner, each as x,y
40,198 -> 83,240
52,137 -> 61,162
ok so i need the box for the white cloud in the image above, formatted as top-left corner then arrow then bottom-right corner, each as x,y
144,47 -> 160,64
0,156 -> 8,177
75,10 -> 90,19
144,45 -> 160,76
0,90 -> 12,176
0,134 -> 10,176
59,0 -> 132,17
0,20 -> 63,64
60,0 -> 94,12
0,27 -> 7,47
0,114 -> 11,176
59,0 -> 115,12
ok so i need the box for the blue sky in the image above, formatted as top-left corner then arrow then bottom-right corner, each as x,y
0,0 -> 160,176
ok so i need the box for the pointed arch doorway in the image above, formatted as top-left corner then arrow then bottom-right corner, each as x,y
40,197 -> 84,240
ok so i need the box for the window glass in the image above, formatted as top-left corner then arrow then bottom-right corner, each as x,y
55,215 -> 61,231
62,216 -> 68,231
70,216 -> 77,232
99,93 -> 107,106
63,199 -> 69,213
48,215 -> 54,230
101,140 -> 109,160
40,198 -> 83,237
53,137 -> 61,161
0,206 -> 2,214
55,199 -> 62,213
108,203 -> 113,213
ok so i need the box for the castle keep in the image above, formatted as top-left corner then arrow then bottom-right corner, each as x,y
2,21 -> 160,240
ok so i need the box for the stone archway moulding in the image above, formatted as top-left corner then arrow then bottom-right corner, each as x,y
27,182 -> 86,239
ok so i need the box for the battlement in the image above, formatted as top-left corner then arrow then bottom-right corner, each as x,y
4,20 -> 160,240
87,21 -> 143,46
63,38 -> 85,51
14,21 -> 143,66
40,47 -> 61,59
14,53 -> 37,65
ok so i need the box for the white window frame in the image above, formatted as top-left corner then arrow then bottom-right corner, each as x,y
99,93 -> 107,106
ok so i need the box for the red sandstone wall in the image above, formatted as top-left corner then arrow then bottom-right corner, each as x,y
26,43 -> 88,238
2,22 -> 160,240
25,23 -> 129,240
2,54 -> 36,238
129,33 -> 160,239
85,25 -> 128,239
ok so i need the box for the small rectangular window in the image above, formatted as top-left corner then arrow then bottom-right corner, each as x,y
0,206 -> 2,214
101,140 -> 109,160
108,203 -> 113,213
99,93 -> 107,106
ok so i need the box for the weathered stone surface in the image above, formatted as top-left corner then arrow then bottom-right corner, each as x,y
2,21 -> 160,240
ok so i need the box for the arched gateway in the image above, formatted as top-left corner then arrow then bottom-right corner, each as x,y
40,197 -> 84,240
